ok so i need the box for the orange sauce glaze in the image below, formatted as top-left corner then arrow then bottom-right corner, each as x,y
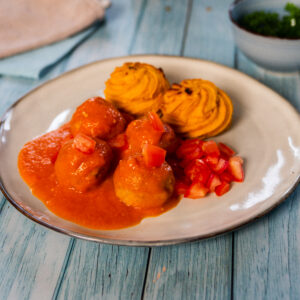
18,124 -> 179,230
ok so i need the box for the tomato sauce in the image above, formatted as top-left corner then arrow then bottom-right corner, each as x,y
18,125 -> 179,230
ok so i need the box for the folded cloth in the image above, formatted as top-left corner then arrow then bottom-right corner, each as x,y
0,0 -> 108,58
0,25 -> 98,79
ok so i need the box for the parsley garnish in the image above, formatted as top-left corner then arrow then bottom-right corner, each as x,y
239,2 -> 300,38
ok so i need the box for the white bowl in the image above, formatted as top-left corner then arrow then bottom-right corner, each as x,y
229,0 -> 300,72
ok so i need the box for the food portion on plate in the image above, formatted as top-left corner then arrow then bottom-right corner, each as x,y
161,79 -> 233,138
18,62 -> 244,230
104,62 -> 170,115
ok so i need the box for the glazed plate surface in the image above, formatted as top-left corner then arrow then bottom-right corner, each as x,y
0,55 -> 299,246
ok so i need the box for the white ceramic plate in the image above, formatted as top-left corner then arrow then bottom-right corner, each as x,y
0,55 -> 299,246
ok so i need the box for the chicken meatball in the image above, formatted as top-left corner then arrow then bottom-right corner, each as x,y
70,97 -> 126,140
113,156 -> 175,209
126,115 -> 178,155
55,138 -> 112,192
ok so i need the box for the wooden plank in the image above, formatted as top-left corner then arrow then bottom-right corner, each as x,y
0,184 -> 71,300
56,240 -> 149,300
143,1 -> 235,299
144,238 -> 232,300
233,52 -> 300,300
183,0 -> 235,66
131,0 -> 188,55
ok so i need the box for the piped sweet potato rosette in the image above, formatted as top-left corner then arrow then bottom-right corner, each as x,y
104,62 -> 170,115
161,79 -> 233,138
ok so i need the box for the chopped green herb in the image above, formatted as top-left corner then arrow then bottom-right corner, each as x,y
239,2 -> 300,38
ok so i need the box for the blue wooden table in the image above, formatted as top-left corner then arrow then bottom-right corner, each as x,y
0,1 -> 299,299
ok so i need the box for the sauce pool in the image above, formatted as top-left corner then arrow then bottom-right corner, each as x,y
18,125 -> 179,230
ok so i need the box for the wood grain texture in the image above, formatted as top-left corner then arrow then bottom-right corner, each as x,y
56,240 -> 149,300
233,52 -> 300,300
143,238 -> 232,300
130,0 -> 188,55
142,1 -> 235,299
0,200 -> 71,300
183,0 -> 235,66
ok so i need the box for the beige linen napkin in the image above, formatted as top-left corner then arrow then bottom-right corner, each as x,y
0,0 -> 108,58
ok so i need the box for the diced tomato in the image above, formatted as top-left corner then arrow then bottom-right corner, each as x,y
215,181 -> 230,196
50,150 -> 60,164
176,139 -> 204,159
192,169 -> 212,185
193,172 -> 211,185
184,182 -> 209,199
207,174 -> 222,192
204,155 -> 219,166
73,133 -> 96,154
148,112 -> 165,132
219,171 -> 234,183
108,133 -> 128,151
175,181 -> 190,195
228,156 -> 244,182
233,156 -> 244,164
173,137 -> 244,199
202,140 -> 220,156
212,158 -> 229,174
142,144 -> 166,167
180,138 -> 202,147
218,143 -> 235,157
184,159 -> 211,183
183,146 -> 204,161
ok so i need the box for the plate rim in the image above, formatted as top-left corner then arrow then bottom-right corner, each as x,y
0,54 -> 299,246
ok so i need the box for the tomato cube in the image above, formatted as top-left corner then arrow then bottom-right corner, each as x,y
180,138 -> 202,147
219,171 -> 234,183
228,156 -> 244,182
207,174 -> 222,192
202,140 -> 220,156
215,181 -> 230,196
184,159 -> 211,183
142,144 -> 166,167
175,181 -> 190,195
176,139 -> 203,159
148,111 -> 165,132
204,155 -> 219,166
184,182 -> 209,199
73,133 -> 96,154
218,143 -> 235,157
212,158 -> 229,174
